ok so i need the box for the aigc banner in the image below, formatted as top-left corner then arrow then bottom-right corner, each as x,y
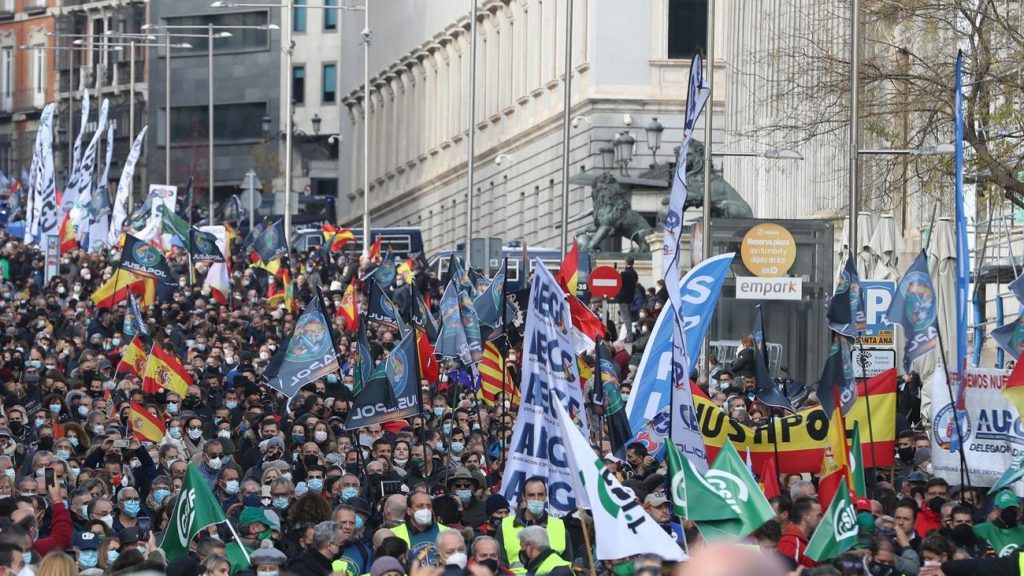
696,368 -> 897,474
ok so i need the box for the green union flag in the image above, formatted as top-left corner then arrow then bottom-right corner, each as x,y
161,464 -> 228,562
806,486 -> 858,562
705,442 -> 775,537
664,438 -> 744,541
850,422 -> 867,498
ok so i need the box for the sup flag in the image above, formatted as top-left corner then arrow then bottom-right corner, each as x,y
887,251 -> 939,370
553,399 -> 686,561
190,228 -> 226,263
120,234 -> 172,282
143,343 -> 192,396
264,292 -> 340,398
160,464 -> 229,562
128,401 -> 166,443
345,330 -> 421,430
252,218 -> 288,263
827,250 -> 867,337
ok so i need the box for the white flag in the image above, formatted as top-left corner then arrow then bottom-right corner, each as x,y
553,400 -> 687,561
108,126 -> 148,245
70,98 -> 109,238
62,89 -> 90,211
27,103 -> 58,245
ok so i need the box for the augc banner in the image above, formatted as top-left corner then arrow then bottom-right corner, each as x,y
698,368 -> 896,474
931,367 -> 1023,493
501,259 -> 589,517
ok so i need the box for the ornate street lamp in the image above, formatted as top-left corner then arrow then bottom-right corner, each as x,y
645,117 -> 664,165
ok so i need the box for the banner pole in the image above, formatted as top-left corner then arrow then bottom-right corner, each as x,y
933,316 -> 973,493
576,507 -> 598,576
769,412 -> 781,479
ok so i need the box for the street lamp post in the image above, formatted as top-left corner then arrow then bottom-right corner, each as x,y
466,0 -> 478,268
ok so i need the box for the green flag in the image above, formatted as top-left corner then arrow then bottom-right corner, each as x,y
991,453 -> 1024,493
161,464 -> 228,562
160,204 -> 191,249
706,442 -> 775,537
664,439 -> 744,541
806,485 -> 858,562
849,421 -> 867,497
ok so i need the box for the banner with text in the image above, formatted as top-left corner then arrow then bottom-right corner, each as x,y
502,259 -> 589,517
931,367 -> 1023,493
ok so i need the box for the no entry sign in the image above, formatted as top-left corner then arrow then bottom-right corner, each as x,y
589,266 -> 622,299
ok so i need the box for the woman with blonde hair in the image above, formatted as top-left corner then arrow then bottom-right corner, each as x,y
34,552 -> 78,576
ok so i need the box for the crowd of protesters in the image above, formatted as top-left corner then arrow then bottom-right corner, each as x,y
0,228 -> 1020,576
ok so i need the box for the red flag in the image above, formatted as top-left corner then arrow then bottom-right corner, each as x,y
759,455 -> 781,500
1004,359 -> 1024,418
567,292 -> 606,342
58,212 -> 78,253
336,280 -> 359,332
556,239 -> 579,296
416,328 -> 440,383
368,235 -> 382,260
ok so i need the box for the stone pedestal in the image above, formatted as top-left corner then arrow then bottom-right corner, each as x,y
646,233 -> 664,283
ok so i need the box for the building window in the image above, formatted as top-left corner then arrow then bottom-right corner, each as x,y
325,0 -> 338,30
322,63 -> 336,103
166,12 -> 271,54
293,66 -> 305,104
32,47 -> 44,107
667,0 -> 707,59
294,0 -> 307,32
0,47 -> 12,112
170,102 -> 267,142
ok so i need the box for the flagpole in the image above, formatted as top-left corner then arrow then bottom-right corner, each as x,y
933,311 -> 973,493
576,507 -> 598,576
853,337 -> 876,469
498,257 -> 510,457
769,413 -> 781,480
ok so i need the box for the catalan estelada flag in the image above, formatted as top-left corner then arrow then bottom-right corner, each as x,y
58,212 -> 78,253
90,269 -> 151,309
143,343 -> 192,396
336,281 -> 359,332
322,224 -> 356,252
117,336 -> 150,378
556,239 -> 579,296
1004,360 -> 1024,419
128,401 -> 165,443
478,341 -> 520,407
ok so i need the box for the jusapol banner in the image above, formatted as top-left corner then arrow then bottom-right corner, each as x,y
501,259 -> 589,517
931,367 -> 1024,493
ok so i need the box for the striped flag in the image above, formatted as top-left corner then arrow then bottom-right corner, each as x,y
478,341 -> 520,407
556,239 -> 579,295
116,335 -> 150,378
143,342 -> 192,396
90,269 -> 152,309
322,224 -> 355,252
58,212 -> 78,253
128,401 -> 166,443
336,280 -> 359,332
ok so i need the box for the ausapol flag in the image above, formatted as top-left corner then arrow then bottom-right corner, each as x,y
827,250 -> 867,337
887,251 -> 940,370
553,399 -> 686,561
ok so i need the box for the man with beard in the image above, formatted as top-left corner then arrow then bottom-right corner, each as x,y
974,491 -> 1024,557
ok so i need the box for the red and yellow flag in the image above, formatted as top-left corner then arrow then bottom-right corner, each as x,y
142,342 -> 192,396
478,341 -> 520,407
556,239 -> 579,296
818,404 -> 851,508
336,280 -> 359,332
116,336 -> 150,378
58,212 -> 78,253
267,267 -> 293,311
128,401 -> 166,443
323,224 -> 356,252
90,269 -> 151,309
1004,360 -> 1024,418
415,328 -> 439,383
367,235 -> 383,261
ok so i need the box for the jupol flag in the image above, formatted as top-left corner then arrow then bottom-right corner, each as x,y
252,218 -> 288,264
116,336 -> 150,377
594,338 -> 634,454
58,212 -> 78,253
1004,359 -> 1024,421
816,340 -> 857,419
128,401 -> 166,443
345,330 -> 421,430
336,281 -> 359,332
367,279 -> 406,332
556,239 -> 579,295
435,280 -> 470,363
143,343 -> 192,396
161,464 -> 229,562
372,249 -> 397,288
664,437 -> 744,541
886,251 -> 939,369
707,441 -> 775,537
827,250 -> 867,337
263,291 -> 340,398
478,341 -> 520,407
806,486 -> 858,562
849,421 -> 867,498
553,399 -> 686,561
122,291 -> 149,339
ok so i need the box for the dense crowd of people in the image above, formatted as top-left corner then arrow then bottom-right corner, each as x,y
0,228 -> 1019,576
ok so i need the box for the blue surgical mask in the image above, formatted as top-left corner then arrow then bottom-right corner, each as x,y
169,427 -> 182,439
456,489 -> 473,503
225,401 -> 239,410
23,551 -> 32,566
273,497 -> 289,509
29,360 -> 42,370
433,407 -> 445,417
307,478 -> 324,493
34,418 -> 46,429
107,550 -> 120,565
166,403 -> 179,415
434,442 -> 445,453
261,571 -> 279,576
341,487 -> 359,501
224,480 -> 240,495
327,374 -> 339,384
442,423 -> 452,436
153,489 -> 171,505
77,405 -> 89,418
55,449 -> 71,461
68,436 -> 79,447
111,338 -> 121,347
354,515 -> 364,530
78,550 -> 98,568
49,404 -> 61,414
124,500 -> 141,517
451,442 -> 464,454
292,434 -> 304,443
80,505 -> 89,518
526,500 -> 546,516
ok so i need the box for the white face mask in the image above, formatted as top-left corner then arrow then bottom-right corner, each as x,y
207,457 -> 223,470
446,552 -> 467,570
413,508 -> 433,526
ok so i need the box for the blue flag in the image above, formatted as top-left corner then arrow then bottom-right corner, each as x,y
263,292 -> 340,398
753,305 -> 793,411
253,218 -> 288,264
123,291 -> 149,340
816,340 -> 857,419
827,250 -> 866,337
953,49 -> 969,399
345,328 -> 422,430
623,252 -> 734,460
372,250 -> 397,288
366,280 -> 407,333
886,251 -> 939,370
436,279 -> 470,364
356,313 -> 374,382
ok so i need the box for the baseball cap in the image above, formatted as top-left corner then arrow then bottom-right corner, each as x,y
644,493 -> 669,507
995,490 -> 1020,510
74,531 -> 100,551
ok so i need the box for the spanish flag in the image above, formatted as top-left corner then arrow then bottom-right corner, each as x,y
90,269 -> 152,309
322,224 -> 356,252
336,280 -> 359,332
367,235 -> 382,261
116,336 -> 150,378
415,328 -> 439,383
142,343 -> 192,396
1004,360 -> 1024,419
478,341 -> 520,407
128,401 -> 166,443
59,212 -> 78,253
556,239 -> 579,296
818,404 -> 851,509
267,267 -> 294,312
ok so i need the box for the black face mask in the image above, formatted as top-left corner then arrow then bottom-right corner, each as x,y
868,562 -> 895,576
952,523 -> 976,546
1000,508 -> 1019,528
897,447 -> 916,461
518,551 -> 529,568
303,455 -> 318,468
9,421 -> 22,434
37,436 -> 54,450
928,497 -> 946,514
